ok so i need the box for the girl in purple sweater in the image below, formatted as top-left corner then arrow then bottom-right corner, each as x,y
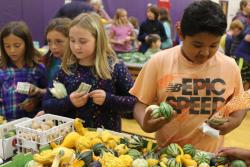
42,13 -> 136,131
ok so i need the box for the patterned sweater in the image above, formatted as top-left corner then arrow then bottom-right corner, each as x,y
42,61 -> 136,132
0,62 -> 47,120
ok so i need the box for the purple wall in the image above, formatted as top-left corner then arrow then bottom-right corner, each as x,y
103,0 -> 195,25
0,0 -> 64,45
103,0 -> 157,23
0,0 -> 195,45
103,0 -> 195,39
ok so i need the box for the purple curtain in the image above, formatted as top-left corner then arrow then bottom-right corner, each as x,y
103,0 -> 195,25
0,0 -> 64,45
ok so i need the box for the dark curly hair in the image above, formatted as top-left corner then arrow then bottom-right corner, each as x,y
181,0 -> 227,37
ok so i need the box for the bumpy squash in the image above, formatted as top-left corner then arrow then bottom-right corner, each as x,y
75,136 -> 92,151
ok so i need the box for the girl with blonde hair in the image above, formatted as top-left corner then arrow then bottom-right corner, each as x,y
109,8 -> 136,53
43,13 -> 136,131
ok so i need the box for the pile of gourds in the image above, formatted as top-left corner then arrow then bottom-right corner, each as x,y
27,118 -> 247,167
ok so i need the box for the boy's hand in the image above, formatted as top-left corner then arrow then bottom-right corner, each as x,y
70,92 -> 89,108
142,106 -> 176,133
210,110 -> 246,135
89,89 -> 106,106
18,98 -> 39,112
218,147 -> 250,166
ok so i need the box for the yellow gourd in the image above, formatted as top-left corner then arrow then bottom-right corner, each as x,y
70,159 -> 85,167
74,118 -> 88,136
114,144 -> 129,155
147,158 -> 159,167
33,147 -> 75,165
160,161 -> 167,167
75,136 -> 92,151
33,149 -> 55,164
147,141 -> 153,152
60,131 -> 81,148
119,155 -> 133,167
106,139 -> 117,149
181,156 -> 197,167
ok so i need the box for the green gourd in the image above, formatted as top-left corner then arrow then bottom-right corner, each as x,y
150,102 -> 173,119
194,152 -> 210,165
132,158 -> 148,167
76,150 -> 93,166
198,162 -> 210,167
127,149 -> 142,160
215,156 -> 228,165
183,144 -> 196,158
92,143 -> 107,156
167,158 -> 182,167
231,160 -> 247,167
164,143 -> 181,158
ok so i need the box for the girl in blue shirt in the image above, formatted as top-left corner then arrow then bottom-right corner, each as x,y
44,18 -> 71,83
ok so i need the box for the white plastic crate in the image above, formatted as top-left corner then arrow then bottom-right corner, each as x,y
15,114 -> 74,153
0,117 -> 30,160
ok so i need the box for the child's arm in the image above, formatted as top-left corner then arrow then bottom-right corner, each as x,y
29,84 -> 47,97
29,64 -> 48,97
218,147 -> 250,166
210,109 -> 246,135
137,23 -> 147,42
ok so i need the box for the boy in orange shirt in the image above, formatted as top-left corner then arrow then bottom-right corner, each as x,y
129,0 -> 246,153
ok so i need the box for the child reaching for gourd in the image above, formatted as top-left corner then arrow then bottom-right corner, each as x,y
42,13 -> 136,132
0,21 -> 47,120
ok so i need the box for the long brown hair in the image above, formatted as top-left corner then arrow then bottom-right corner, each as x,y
159,8 -> 172,24
0,21 -> 40,68
44,18 -> 71,69
62,12 -> 117,79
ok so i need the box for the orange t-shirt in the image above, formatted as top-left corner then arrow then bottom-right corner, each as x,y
129,46 -> 243,153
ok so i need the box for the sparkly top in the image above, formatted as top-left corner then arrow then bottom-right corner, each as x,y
42,61 -> 136,131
